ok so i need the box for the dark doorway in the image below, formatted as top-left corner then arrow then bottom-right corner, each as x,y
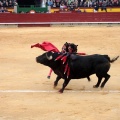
17,0 -> 35,5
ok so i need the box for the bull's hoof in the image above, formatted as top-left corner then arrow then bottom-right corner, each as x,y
100,83 -> 105,88
100,85 -> 104,89
93,85 -> 99,88
59,89 -> 63,93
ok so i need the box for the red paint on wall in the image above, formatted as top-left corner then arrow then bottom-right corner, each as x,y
0,13 -> 120,23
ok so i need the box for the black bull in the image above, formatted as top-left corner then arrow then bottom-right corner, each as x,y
36,51 -> 119,93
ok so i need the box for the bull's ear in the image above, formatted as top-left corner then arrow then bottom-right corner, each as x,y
46,51 -> 53,60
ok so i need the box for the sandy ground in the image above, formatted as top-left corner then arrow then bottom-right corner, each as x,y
0,26 -> 120,120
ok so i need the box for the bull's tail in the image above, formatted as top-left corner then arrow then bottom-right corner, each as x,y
110,56 -> 119,63
104,55 -> 119,63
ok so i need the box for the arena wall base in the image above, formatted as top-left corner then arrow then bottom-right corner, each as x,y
50,22 -> 120,27
0,24 -> 18,28
0,22 -> 120,28
18,24 -> 50,27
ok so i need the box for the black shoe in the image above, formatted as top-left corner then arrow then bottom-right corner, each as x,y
47,76 -> 50,79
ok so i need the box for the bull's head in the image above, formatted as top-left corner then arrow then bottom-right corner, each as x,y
36,51 -> 63,70
36,51 -> 53,65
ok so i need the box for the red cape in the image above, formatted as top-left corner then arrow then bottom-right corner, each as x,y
31,41 -> 59,52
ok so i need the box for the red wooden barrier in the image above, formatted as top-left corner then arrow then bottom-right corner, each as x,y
0,13 -> 120,23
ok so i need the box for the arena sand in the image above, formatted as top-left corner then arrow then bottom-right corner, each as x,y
0,26 -> 120,120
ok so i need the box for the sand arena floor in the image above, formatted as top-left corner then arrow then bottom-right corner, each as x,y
0,26 -> 120,120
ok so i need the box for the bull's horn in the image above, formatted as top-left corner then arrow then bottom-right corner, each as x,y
46,52 -> 53,60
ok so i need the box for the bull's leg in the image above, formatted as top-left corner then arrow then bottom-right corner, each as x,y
59,79 -> 70,93
100,74 -> 110,88
54,76 -> 61,88
93,76 -> 102,88
87,76 -> 91,82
